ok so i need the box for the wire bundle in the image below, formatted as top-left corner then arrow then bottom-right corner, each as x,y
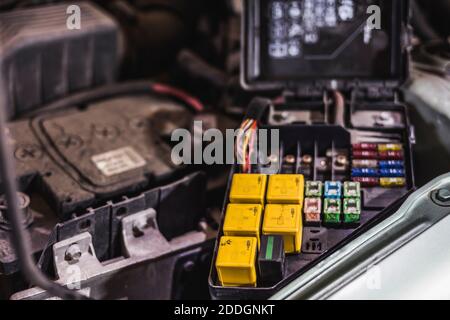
234,97 -> 273,173
236,119 -> 258,173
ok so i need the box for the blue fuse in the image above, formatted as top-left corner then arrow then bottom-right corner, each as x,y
379,161 -> 404,169
351,168 -> 379,177
324,181 -> 342,198
380,168 -> 405,177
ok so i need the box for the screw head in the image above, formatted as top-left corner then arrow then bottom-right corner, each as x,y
65,244 -> 82,262
58,135 -> 83,149
14,144 -> 43,161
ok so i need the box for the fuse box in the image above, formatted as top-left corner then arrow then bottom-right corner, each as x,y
209,0 -> 414,299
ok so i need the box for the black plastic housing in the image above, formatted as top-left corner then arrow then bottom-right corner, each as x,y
0,2 -> 122,119
209,0 -> 414,300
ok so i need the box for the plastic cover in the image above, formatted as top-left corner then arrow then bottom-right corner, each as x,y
241,0 -> 410,91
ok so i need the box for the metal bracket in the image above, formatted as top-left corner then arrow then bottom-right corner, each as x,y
121,208 -> 172,257
12,208 -> 208,300
53,232 -> 102,285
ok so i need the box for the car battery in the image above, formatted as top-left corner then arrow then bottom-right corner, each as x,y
210,0 -> 414,299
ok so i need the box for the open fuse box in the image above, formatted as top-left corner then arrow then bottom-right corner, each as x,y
209,0 -> 414,299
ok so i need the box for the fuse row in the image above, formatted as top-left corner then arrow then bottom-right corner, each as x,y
351,168 -> 405,177
352,143 -> 403,152
353,160 -> 405,169
352,143 -> 404,160
304,181 -> 361,225
304,197 -> 362,224
351,143 -> 406,188
305,181 -> 361,198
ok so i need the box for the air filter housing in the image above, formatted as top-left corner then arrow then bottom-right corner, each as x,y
0,2 -> 122,118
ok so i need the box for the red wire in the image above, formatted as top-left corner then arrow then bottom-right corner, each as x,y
151,83 -> 205,112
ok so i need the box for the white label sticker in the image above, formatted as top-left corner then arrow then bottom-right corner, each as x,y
92,147 -> 146,176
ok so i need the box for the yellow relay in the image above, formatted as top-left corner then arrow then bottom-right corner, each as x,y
266,174 -> 304,204
223,204 -> 263,247
229,174 -> 267,204
215,236 -> 258,287
262,204 -> 302,254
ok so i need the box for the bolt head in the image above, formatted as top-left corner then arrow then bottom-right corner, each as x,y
65,244 -> 82,262
336,155 -> 348,166
132,219 -> 148,237
284,155 -> 296,164
302,155 -> 313,165
436,189 -> 450,203
268,154 -> 279,163
280,111 -> 289,119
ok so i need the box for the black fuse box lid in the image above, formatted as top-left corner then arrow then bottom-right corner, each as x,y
241,0 -> 411,92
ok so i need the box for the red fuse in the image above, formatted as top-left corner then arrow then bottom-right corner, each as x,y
379,151 -> 403,160
352,143 -> 378,151
352,177 -> 379,187
352,150 -> 379,159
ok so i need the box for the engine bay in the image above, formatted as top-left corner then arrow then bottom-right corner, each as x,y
0,0 -> 449,303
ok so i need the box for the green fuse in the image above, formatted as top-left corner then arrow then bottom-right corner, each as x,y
343,198 -> 361,223
343,181 -> 361,198
305,181 -> 323,197
324,198 -> 341,224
